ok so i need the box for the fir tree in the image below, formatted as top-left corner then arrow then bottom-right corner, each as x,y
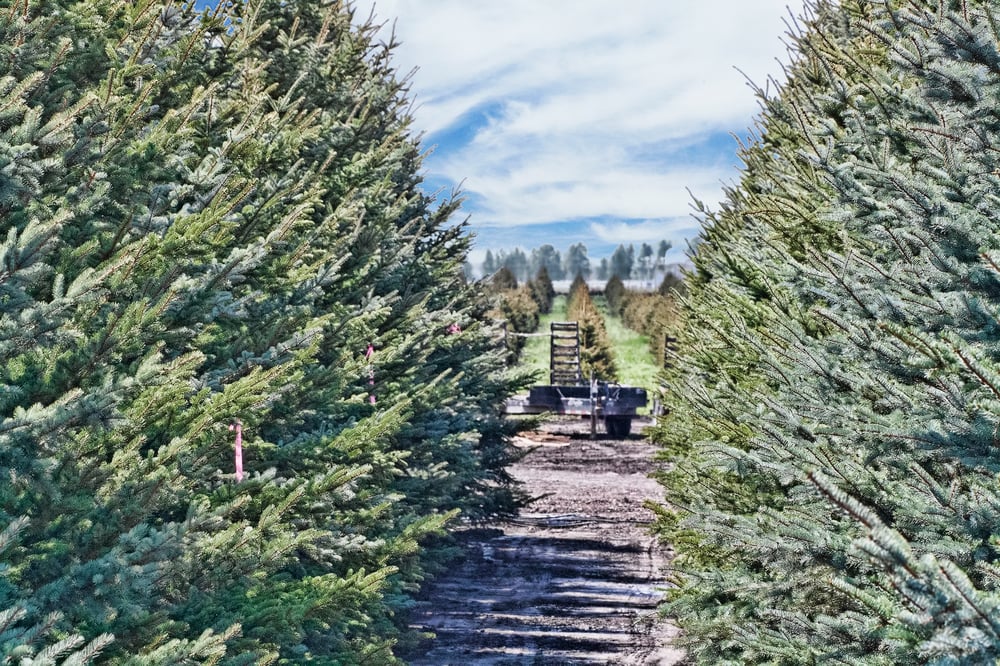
610,244 -> 633,279
529,244 -> 564,281
650,0 -> 1000,661
596,257 -> 610,281
491,266 -> 518,291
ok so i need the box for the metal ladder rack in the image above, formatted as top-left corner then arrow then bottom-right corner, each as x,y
549,321 -> 582,385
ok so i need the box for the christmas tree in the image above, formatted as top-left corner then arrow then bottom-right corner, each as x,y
0,0 -> 516,661
656,0 -> 1000,662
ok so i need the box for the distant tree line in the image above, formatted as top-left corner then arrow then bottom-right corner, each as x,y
487,262 -> 684,382
480,241 -> 673,283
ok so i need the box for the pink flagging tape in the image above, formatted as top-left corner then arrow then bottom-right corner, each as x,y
228,421 -> 244,482
366,343 -> 376,404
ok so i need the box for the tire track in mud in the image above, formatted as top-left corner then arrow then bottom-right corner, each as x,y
405,420 -> 685,665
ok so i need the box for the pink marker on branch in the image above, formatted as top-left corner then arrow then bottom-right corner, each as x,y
366,342 -> 376,404
228,419 -> 244,482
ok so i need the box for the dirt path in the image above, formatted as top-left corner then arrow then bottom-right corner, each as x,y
404,419 -> 685,665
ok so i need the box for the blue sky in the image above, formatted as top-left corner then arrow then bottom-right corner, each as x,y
198,1 -> 809,268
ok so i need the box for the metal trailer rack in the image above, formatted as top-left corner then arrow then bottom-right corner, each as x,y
504,322 -> 648,438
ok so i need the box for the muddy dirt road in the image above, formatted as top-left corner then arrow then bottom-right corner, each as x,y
405,419 -> 685,665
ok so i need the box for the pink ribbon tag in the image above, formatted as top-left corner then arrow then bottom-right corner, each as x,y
228,421 -> 244,482
366,343 -> 376,404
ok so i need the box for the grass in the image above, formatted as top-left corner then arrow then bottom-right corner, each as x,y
599,300 -> 662,390
517,294 -> 661,391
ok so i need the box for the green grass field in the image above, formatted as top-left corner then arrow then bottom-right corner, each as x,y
518,295 -> 661,391
601,307 -> 662,390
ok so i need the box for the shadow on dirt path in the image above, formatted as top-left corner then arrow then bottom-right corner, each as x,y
404,419 -> 685,665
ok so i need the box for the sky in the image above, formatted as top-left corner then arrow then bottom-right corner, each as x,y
346,1 -> 810,269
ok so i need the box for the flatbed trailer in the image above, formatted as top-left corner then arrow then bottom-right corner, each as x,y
504,322 -> 648,438
504,382 -> 647,438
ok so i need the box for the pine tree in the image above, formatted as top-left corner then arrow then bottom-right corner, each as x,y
610,244 -> 633,279
491,266 -> 518,291
620,291 -> 678,367
564,242 -> 591,280
638,242 -> 654,280
657,240 -> 671,268
596,257 -> 610,281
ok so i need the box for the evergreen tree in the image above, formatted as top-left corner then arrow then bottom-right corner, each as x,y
530,243 -> 564,281
529,266 -> 555,314
566,277 -> 616,381
658,270 -> 686,298
655,0 -> 1000,663
501,247 -> 529,283
638,242 -> 654,279
491,266 -> 518,291
596,257 -> 610,281
610,244 -> 633,279
493,286 -> 539,364
564,242 -> 591,280
604,275 -> 627,317
656,239 -> 671,268
620,291 -> 678,367
0,0 -> 517,662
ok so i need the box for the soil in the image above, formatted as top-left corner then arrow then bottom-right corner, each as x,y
404,417 -> 685,665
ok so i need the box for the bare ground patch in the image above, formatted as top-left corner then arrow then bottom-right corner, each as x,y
404,418 -> 684,665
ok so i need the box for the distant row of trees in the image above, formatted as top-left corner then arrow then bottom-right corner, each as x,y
488,262 -> 684,377
479,241 -> 673,283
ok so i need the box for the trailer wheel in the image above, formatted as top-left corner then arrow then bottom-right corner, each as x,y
605,416 -> 631,439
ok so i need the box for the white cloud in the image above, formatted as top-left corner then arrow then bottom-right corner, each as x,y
354,0 -> 807,248
463,160 -> 727,227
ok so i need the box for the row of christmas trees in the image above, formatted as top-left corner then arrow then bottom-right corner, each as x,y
655,0 -> 1000,662
0,0 -> 516,662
